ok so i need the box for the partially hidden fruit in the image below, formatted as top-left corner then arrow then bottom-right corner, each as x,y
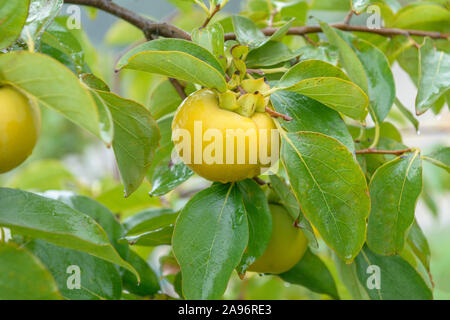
0,86 -> 41,173
248,204 -> 308,274
172,89 -> 278,183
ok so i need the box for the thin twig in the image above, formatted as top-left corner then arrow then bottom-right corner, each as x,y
65,0 -> 191,40
225,24 -> 449,40
169,78 -> 187,99
302,34 -> 318,46
201,4 -> 220,28
355,148 -> 413,155
265,106 -> 293,121
343,10 -> 354,25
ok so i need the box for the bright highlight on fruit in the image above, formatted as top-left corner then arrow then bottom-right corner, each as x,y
172,89 -> 279,183
0,86 -> 41,173
248,204 -> 308,274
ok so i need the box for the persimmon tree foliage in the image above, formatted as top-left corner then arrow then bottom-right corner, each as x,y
0,0 -> 449,300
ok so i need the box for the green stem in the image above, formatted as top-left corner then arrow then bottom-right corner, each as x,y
369,120 -> 380,149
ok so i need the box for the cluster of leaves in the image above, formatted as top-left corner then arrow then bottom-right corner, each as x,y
0,0 -> 449,300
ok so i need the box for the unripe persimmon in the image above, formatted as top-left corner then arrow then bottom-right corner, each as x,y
0,86 -> 41,173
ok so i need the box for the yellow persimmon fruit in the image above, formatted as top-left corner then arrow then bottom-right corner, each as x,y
172,89 -> 278,183
0,86 -> 41,173
248,204 -> 308,274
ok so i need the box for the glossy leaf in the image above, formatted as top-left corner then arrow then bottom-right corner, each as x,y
367,151 -> 422,255
271,91 -> 354,152
0,188 -> 138,279
121,226 -> 174,246
236,179 -> 272,274
173,183 -> 249,299
19,0 -> 63,47
246,41 -> 299,67
279,248 -> 339,300
0,0 -> 30,49
407,220 -> 431,272
352,0 -> 371,13
122,250 -> 160,297
123,208 -> 178,235
40,18 -> 85,73
416,37 -> 450,114
281,132 -> 370,262
191,23 -> 226,70
422,147 -> 450,173
26,240 -> 122,300
96,91 -> 160,197
121,208 -> 178,246
337,31 -> 396,122
232,15 -> 266,48
41,191 -> 129,257
355,246 -> 433,300
149,160 -> 194,197
116,38 -> 227,92
0,51 -> 101,139
0,242 -> 61,300
279,59 -> 350,88
280,77 -> 369,120
320,22 -> 368,94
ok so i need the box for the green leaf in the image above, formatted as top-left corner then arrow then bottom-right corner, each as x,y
281,132 -> 370,262
236,179 -> 272,274
268,174 -> 318,248
352,0 -> 371,13
246,41 -> 299,67
367,151 -> 422,255
41,191 -> 129,258
232,15 -> 266,48
116,39 -> 227,92
271,91 -> 355,152
40,18 -> 86,74
395,97 -> 419,131
25,240 -> 122,300
149,161 -> 194,197
121,226 -> 174,246
279,59 -> 350,88
416,38 -> 450,114
123,208 -> 178,235
146,116 -> 175,178
0,51 -> 101,139
192,23 -> 226,70
0,188 -> 139,280
336,31 -> 396,122
279,248 -> 340,300
392,4 -> 450,32
121,208 -> 178,246
0,242 -> 61,300
355,246 -> 433,300
122,250 -> 160,297
319,22 -> 368,94
148,80 -> 195,119
422,147 -> 450,173
96,91 -> 160,197
279,77 -> 369,120
0,0 -> 30,49
173,183 -> 248,299
333,255 -> 369,300
407,220 -> 431,272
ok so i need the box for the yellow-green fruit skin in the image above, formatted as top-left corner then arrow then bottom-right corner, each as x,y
172,89 -> 278,183
0,86 -> 41,173
248,204 -> 308,274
